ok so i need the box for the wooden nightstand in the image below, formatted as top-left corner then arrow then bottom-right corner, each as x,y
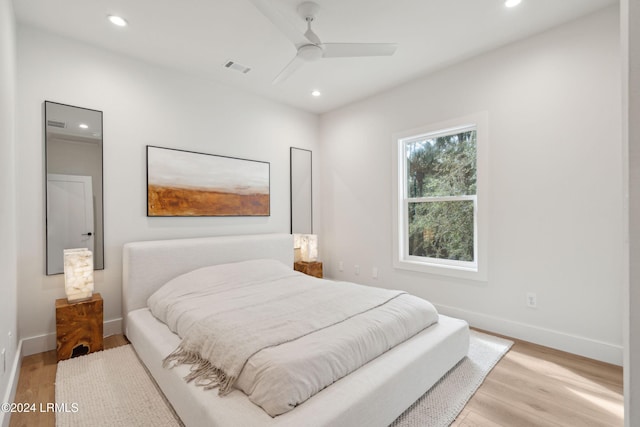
55,293 -> 104,361
294,261 -> 323,278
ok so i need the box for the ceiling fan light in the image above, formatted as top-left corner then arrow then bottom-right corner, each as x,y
311,90 -> 321,97
107,15 -> 128,27
505,0 -> 522,8
298,44 -> 323,61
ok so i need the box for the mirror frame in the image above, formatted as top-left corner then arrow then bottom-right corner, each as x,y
290,147 -> 313,234
44,101 -> 104,275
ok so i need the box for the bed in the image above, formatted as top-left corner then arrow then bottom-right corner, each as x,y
123,233 -> 469,427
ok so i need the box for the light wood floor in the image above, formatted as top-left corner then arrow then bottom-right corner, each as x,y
453,330 -> 623,426
9,332 -> 622,427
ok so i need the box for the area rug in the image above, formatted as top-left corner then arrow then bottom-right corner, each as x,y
55,330 -> 512,427
391,330 -> 513,427
55,345 -> 183,427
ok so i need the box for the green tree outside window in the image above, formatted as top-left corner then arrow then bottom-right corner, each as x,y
405,130 -> 477,262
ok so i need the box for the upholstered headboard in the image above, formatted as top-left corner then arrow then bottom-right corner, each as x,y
122,233 -> 294,318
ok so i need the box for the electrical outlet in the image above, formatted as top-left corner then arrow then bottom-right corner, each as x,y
338,261 -> 344,272
372,267 -> 378,279
354,265 -> 360,275
526,292 -> 537,308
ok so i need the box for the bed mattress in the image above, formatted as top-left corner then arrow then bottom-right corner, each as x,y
126,308 -> 469,427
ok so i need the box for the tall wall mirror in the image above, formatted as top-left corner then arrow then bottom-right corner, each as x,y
45,101 -> 104,275
290,147 -> 312,234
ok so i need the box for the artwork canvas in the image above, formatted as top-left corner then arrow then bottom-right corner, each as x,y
147,146 -> 270,216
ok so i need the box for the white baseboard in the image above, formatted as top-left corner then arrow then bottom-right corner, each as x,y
0,340 -> 23,427
21,318 -> 123,357
435,304 -> 623,366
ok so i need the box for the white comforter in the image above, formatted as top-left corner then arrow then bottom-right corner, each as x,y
148,259 -> 439,416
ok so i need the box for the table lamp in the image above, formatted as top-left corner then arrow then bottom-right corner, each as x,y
63,248 -> 94,302
300,234 -> 318,262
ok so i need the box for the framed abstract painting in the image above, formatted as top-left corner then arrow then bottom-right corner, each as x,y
146,146 -> 270,216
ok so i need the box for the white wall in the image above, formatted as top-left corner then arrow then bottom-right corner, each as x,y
320,6 -> 623,364
0,0 -> 19,424
16,26 -> 319,352
622,0 -> 640,424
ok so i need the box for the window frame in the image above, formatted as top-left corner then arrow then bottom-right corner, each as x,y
392,113 -> 488,281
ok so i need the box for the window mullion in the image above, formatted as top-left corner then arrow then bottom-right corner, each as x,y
407,195 -> 475,203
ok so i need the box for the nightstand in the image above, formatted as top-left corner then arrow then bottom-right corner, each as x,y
55,293 -> 104,361
294,261 -> 323,278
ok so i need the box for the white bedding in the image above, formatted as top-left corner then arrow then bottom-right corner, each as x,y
147,259 -> 439,416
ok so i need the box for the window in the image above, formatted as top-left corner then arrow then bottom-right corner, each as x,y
393,113 -> 487,280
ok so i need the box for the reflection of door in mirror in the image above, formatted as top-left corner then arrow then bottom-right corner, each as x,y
290,147 -> 312,234
46,174 -> 94,273
45,101 -> 104,275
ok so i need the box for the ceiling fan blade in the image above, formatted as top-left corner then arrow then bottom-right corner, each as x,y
248,0 -> 310,47
322,43 -> 398,58
272,55 -> 305,85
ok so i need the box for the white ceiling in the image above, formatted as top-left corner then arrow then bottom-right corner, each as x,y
14,0 -> 617,114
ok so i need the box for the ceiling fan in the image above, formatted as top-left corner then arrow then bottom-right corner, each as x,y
248,0 -> 398,84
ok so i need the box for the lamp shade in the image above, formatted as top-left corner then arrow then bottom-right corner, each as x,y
300,234 -> 318,262
63,248 -> 94,302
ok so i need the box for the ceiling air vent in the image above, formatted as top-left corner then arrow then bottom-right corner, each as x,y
224,60 -> 251,74
47,120 -> 66,128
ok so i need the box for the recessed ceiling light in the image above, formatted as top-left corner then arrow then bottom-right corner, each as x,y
505,0 -> 522,7
107,15 -> 128,27
79,123 -> 89,129
311,90 -> 321,97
